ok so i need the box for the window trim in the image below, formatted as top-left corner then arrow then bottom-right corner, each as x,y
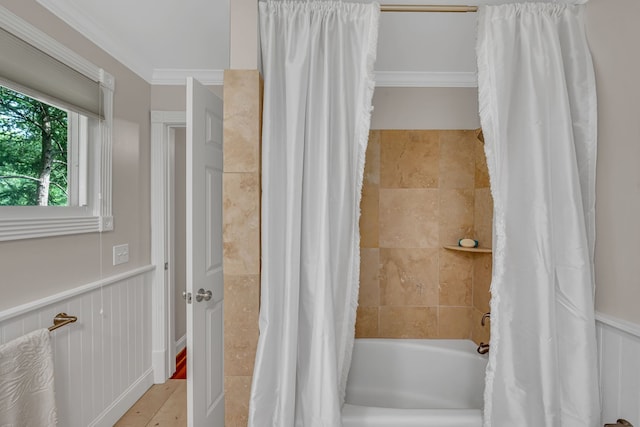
0,6 -> 113,241
67,112 -> 89,208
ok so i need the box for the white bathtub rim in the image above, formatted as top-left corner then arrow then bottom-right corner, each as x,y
353,338 -> 488,357
342,403 -> 483,427
342,403 -> 483,418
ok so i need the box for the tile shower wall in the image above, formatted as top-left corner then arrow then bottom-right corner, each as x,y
472,136 -> 492,345
223,70 -> 262,427
356,130 -> 493,342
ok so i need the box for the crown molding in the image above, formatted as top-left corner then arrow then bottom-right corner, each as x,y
375,71 -> 478,87
152,70 -> 475,87
36,0 -> 154,82
151,69 -> 225,86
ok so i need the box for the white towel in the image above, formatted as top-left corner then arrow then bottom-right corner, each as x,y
0,328 -> 57,427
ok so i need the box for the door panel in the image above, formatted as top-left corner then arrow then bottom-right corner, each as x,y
186,77 -> 224,426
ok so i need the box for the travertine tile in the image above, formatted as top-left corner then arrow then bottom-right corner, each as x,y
145,380 -> 187,426
471,308 -> 491,346
224,241 -> 260,276
225,376 -> 252,427
223,70 -> 261,173
355,307 -> 379,338
379,248 -> 438,307
380,130 -> 439,189
438,306 -> 472,339
439,189 -> 475,247
359,182 -> 379,248
223,173 -> 260,275
473,253 -> 493,313
223,69 -> 261,427
359,248 -> 380,307
439,130 -> 476,189
224,275 -> 259,376
439,248 -> 473,306
357,129 -> 494,342
378,306 -> 437,338
360,131 -> 380,248
364,130 -> 380,186
379,189 -> 439,248
475,139 -> 490,189
474,188 -> 493,249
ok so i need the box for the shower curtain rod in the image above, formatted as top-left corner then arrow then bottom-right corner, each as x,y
380,4 -> 478,12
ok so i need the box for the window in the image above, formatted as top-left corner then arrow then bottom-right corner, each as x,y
1,85 -> 75,207
0,6 -> 113,241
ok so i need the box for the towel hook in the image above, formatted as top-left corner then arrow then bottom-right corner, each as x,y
48,313 -> 78,332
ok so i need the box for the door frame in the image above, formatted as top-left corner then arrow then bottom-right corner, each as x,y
150,110 -> 186,383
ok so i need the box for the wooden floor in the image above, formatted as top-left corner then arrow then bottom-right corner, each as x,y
114,379 -> 186,427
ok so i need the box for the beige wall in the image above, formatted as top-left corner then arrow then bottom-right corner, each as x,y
174,128 -> 187,342
0,0 -> 151,310
229,0 -> 258,69
151,85 -> 187,111
371,87 -> 480,130
355,129 -> 492,343
150,85 -> 223,111
586,0 -> 640,324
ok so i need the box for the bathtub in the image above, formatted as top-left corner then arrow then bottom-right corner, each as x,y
342,339 -> 487,427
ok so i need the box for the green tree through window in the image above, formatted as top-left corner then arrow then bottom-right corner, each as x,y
0,85 -> 68,206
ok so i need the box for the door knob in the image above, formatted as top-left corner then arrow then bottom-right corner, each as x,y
195,288 -> 212,302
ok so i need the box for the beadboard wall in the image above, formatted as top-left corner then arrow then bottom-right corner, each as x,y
0,266 -> 154,427
597,313 -> 640,425
0,265 -> 638,426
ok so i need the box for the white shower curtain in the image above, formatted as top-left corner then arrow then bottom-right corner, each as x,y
249,2 -> 379,426
477,3 -> 600,426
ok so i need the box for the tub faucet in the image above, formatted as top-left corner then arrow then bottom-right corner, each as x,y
605,420 -> 633,427
477,343 -> 490,355
477,313 -> 491,354
481,312 -> 490,326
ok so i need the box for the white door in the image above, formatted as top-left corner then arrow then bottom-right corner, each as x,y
185,77 -> 224,426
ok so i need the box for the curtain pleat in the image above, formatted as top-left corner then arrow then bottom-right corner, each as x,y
477,4 -> 600,426
249,2 -> 379,426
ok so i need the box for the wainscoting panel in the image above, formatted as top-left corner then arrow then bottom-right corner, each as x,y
0,266 -> 154,427
597,313 -> 640,426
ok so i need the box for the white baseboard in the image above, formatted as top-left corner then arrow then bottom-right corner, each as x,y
152,349 -> 169,384
175,334 -> 186,354
89,368 -> 154,427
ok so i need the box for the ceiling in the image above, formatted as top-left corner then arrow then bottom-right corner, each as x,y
36,0 -> 230,84
34,0 -> 516,87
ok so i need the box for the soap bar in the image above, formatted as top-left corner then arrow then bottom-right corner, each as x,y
459,238 -> 479,248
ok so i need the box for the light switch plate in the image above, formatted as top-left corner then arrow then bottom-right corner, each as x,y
113,244 -> 129,265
